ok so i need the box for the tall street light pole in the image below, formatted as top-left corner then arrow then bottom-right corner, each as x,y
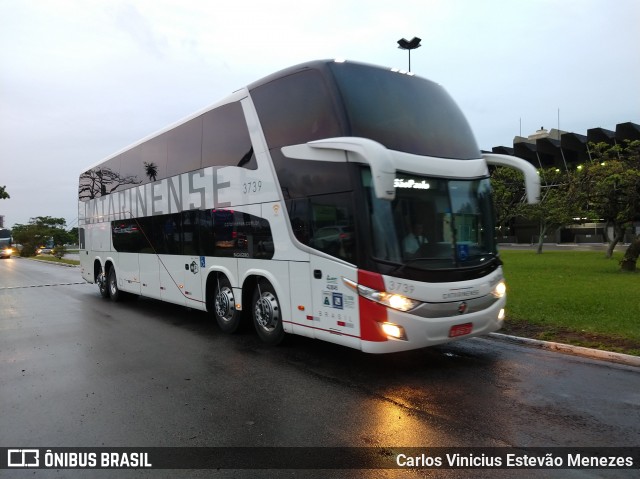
397,37 -> 421,72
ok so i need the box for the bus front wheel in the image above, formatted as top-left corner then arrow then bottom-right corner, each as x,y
252,280 -> 284,346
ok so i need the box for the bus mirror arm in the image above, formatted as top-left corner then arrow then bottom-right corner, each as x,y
282,137 -> 396,201
482,153 -> 541,204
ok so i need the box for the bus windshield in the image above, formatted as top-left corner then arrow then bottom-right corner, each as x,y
362,170 -> 497,272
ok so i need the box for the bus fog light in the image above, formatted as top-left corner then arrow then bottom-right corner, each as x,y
498,308 -> 505,321
380,322 -> 407,340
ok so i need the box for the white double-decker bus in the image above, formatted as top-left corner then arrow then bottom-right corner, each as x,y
79,59 -> 539,353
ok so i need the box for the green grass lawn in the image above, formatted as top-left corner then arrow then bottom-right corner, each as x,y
500,250 -> 640,355
30,255 -> 80,266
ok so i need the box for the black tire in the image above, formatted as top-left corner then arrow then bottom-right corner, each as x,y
97,266 -> 109,298
107,267 -> 121,302
252,279 -> 285,346
213,275 -> 242,333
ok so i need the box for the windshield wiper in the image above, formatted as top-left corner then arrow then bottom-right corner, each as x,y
391,257 -> 454,275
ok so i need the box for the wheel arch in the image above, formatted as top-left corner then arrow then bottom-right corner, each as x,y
93,257 -> 114,282
204,267 -> 238,313
241,271 -> 291,334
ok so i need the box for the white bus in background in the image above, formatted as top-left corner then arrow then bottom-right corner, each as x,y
78,59 -> 539,353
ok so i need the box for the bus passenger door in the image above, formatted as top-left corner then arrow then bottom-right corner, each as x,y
183,255 -> 204,308
182,211 -> 204,308
139,254 -> 161,300
160,255 -> 188,306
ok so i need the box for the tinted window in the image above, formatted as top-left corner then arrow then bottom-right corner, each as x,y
202,102 -> 256,169
250,70 -> 343,150
112,209 -> 273,260
79,155 -> 123,201
167,116 -> 203,177
79,167 -> 101,201
117,146 -> 146,192
112,219 -> 146,252
329,62 -> 480,159
141,135 -> 168,182
271,150 -> 351,199
288,192 -> 356,263
208,209 -> 273,259
153,214 -> 182,255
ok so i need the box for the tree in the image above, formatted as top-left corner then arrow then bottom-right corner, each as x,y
0,185 -> 9,199
68,227 -> 79,245
575,140 -> 640,258
12,216 -> 68,257
524,168 -> 575,254
490,166 -> 528,238
620,235 -> 640,272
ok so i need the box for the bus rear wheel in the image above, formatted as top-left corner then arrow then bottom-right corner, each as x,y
97,266 -> 109,298
213,275 -> 242,333
107,268 -> 122,302
252,280 -> 284,346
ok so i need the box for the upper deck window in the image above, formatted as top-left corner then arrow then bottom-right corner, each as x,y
250,69 -> 343,150
329,62 -> 480,159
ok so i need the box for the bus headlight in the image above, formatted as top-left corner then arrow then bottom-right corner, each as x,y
492,281 -> 506,298
354,284 -> 420,312
383,293 -> 419,312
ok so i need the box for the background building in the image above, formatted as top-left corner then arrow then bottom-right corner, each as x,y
489,121 -> 640,244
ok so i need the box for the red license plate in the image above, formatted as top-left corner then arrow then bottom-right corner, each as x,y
449,322 -> 473,338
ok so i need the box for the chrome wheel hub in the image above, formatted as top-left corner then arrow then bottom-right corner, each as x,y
255,292 -> 280,332
215,287 -> 235,322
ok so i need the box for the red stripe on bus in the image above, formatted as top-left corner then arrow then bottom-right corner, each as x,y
357,269 -> 388,342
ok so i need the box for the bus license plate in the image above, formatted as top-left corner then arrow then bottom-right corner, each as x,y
449,322 -> 472,338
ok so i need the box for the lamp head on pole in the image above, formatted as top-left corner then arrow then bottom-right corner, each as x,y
397,37 -> 422,51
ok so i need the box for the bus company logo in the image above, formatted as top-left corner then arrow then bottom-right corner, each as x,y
189,261 -> 199,274
8,449 -> 40,467
442,289 -> 479,300
457,301 -> 468,314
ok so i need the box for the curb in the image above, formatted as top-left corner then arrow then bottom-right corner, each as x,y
489,332 -> 640,368
22,257 -> 79,268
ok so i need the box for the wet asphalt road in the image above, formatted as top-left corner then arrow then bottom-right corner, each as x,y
1,257 -> 639,479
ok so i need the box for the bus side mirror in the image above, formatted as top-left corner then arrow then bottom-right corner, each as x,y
482,153 -> 541,204
282,137 -> 396,201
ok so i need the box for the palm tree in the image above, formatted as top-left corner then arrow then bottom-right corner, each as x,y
144,162 -> 158,182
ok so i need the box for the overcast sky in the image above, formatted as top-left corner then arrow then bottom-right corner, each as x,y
1,0 -> 639,229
